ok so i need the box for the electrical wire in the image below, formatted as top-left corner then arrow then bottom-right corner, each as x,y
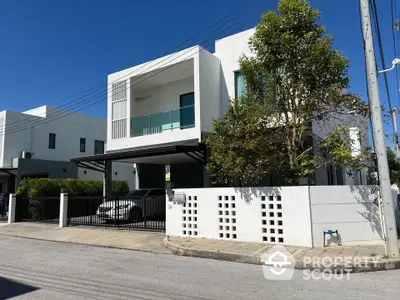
1,4 -> 263,136
0,0 -> 263,135
391,0 -> 400,108
1,9 -> 258,135
370,0 -> 399,151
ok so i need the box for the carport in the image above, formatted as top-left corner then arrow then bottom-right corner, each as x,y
0,167 -> 17,193
70,141 -> 207,197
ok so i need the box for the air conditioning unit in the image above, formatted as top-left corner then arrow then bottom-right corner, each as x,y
21,151 -> 33,159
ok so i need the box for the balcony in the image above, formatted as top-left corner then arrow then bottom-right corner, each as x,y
131,105 -> 195,137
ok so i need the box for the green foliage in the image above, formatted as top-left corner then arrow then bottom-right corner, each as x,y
387,147 -> 400,185
206,0 -> 371,186
17,178 -> 129,198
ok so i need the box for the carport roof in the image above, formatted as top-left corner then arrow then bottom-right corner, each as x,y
0,167 -> 17,177
70,141 -> 206,172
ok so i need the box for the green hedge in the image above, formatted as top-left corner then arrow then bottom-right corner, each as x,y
17,178 -> 130,198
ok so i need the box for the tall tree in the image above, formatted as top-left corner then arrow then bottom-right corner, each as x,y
206,0 -> 370,186
387,147 -> 400,185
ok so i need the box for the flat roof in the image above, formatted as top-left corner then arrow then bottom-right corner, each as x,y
0,167 -> 17,177
71,141 -> 206,165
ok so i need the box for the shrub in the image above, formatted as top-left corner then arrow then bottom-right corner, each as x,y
17,178 -> 129,197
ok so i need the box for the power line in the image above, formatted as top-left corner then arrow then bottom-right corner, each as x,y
0,0 -> 263,135
391,0 -> 400,108
1,7 -> 259,135
370,0 -> 399,152
1,4 -> 263,136
370,0 -> 394,114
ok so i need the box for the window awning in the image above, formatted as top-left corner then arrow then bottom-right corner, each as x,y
70,141 -> 207,173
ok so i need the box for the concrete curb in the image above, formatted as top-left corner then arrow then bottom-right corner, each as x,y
163,237 -> 261,265
0,233 -> 172,256
163,237 -> 400,273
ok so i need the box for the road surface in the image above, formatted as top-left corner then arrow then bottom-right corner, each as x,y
0,236 -> 399,299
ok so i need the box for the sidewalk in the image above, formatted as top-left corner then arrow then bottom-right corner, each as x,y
0,222 -> 170,254
1,222 -> 400,272
165,236 -> 400,272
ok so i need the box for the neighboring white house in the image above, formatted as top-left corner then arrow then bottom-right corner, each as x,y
0,105 -> 136,193
72,28 -> 369,189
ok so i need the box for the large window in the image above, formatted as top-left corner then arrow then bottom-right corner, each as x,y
80,138 -> 86,153
48,133 -> 56,149
234,71 -> 247,99
94,140 -> 104,155
179,92 -> 195,129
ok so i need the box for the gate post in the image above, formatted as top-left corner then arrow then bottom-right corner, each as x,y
59,193 -> 68,228
8,194 -> 16,224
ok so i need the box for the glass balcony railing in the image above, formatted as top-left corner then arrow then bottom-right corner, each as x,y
131,105 -> 195,137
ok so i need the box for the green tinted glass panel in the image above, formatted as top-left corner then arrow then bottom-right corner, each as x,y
131,115 -> 150,136
150,111 -> 172,134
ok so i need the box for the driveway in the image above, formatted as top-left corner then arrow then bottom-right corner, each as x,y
0,223 -> 169,253
0,236 -> 400,299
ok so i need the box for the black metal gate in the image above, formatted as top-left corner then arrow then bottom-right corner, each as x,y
15,196 -> 60,223
67,196 -> 166,231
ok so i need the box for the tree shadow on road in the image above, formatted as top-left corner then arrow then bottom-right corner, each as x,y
0,276 -> 39,299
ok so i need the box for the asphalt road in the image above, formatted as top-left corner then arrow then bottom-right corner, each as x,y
0,236 -> 399,300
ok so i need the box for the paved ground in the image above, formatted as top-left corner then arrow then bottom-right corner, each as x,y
0,236 -> 399,299
166,236 -> 400,271
0,223 -> 397,272
0,223 -> 170,254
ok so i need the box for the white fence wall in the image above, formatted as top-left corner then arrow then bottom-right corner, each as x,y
166,187 -> 313,247
309,186 -> 382,247
167,186 -> 398,248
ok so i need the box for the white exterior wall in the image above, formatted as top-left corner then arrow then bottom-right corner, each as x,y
107,47 -> 203,152
198,50 -> 221,133
309,186 -> 383,247
167,187 -> 313,247
312,113 -> 369,185
0,105 -> 135,186
106,29 -> 259,151
166,186 -> 393,248
2,110 -> 41,167
215,28 -> 255,113
1,106 -> 105,167
0,111 -> 6,167
133,77 -> 194,117
78,162 -> 137,190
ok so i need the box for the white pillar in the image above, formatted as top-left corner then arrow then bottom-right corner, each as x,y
59,193 -> 68,228
8,194 -> 16,224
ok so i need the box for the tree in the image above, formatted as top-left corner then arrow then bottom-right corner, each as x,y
206,0 -> 370,186
387,148 -> 400,185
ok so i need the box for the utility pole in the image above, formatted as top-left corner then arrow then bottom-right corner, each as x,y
360,0 -> 399,258
392,107 -> 400,157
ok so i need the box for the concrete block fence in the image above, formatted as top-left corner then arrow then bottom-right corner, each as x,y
166,186 -> 398,248
7,186 -> 398,248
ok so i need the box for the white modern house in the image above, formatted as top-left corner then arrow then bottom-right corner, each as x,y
0,105 -> 136,193
72,28 -> 370,191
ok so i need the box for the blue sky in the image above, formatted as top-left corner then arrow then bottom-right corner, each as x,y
0,0 -> 398,143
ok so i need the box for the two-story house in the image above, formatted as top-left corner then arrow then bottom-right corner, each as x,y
0,105 -> 136,193
72,28 -> 369,193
